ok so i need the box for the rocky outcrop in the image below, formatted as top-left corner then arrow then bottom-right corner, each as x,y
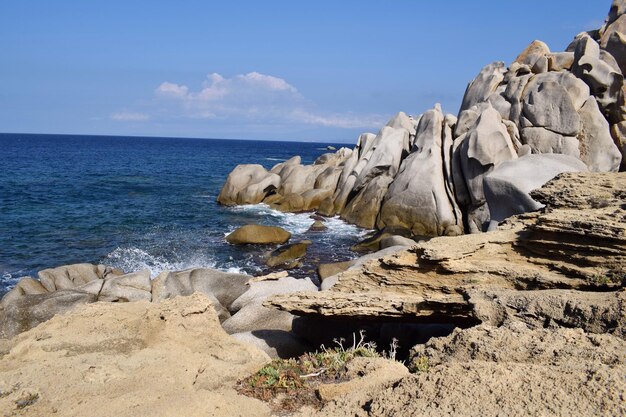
0,266 -> 254,338
218,4 -> 624,238
266,172 -> 626,331
0,294 -> 273,417
317,325 -> 625,417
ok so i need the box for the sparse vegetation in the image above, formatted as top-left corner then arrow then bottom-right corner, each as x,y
588,270 -> 624,287
237,331 -> 397,412
410,355 -> 430,373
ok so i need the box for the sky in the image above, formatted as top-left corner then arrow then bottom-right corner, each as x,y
0,1 -> 611,143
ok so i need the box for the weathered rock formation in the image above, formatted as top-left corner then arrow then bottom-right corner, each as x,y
218,7 -> 625,237
0,294 -> 273,417
266,172 -> 626,334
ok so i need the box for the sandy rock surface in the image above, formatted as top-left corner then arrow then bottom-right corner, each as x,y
0,293 -> 272,417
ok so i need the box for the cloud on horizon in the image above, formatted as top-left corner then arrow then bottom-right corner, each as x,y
111,72 -> 386,131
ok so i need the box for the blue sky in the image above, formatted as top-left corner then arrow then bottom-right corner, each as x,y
0,1 -> 609,142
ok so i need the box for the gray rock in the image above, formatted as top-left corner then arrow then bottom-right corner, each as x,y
380,235 -> 416,249
520,127 -> 580,158
230,277 -> 318,312
455,105 -> 517,232
577,97 -> 623,172
378,106 -> 463,236
571,34 -> 624,124
150,268 -> 250,310
0,290 -> 97,339
231,330 -> 311,359
97,269 -> 152,302
521,74 -> 582,136
38,263 -> 121,292
459,62 -> 507,113
484,154 -> 588,229
341,174 -> 394,229
217,164 -> 281,205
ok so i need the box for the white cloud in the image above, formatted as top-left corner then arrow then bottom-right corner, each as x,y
155,82 -> 189,98
110,111 -> 150,121
114,71 -> 385,131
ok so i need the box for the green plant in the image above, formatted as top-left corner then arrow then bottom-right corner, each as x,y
410,355 -> 430,373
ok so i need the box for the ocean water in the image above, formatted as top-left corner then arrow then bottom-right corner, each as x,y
0,133 -> 367,294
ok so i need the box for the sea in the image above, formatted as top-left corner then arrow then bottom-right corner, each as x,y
0,133 -> 368,295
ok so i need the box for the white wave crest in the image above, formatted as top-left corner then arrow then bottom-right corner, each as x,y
227,204 -> 368,237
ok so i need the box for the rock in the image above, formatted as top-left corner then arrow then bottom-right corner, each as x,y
547,52 -> 575,71
150,268 -> 250,311
217,164 -> 280,206
519,127 -> 580,157
231,330 -> 311,359
341,325 -> 626,417
97,269 -> 152,302
247,271 -> 290,283
455,105 -> 517,232
271,155 -> 301,174
37,263 -> 121,292
0,290 -> 97,339
351,226 -> 413,252
513,40 -> 550,67
230,277 -> 318,312
0,293 -> 272,416
224,276 -> 317,335
352,126 -> 410,191
225,224 -> 291,245
222,301 -> 297,334
0,277 -> 48,307
459,62 -> 507,113
378,106 -> 464,236
380,235 -> 416,249
266,172 -> 625,324
521,73 -> 582,136
571,34 -> 624,124
265,242 -> 310,268
611,120 -> 626,170
577,96 -> 622,171
483,154 -> 588,228
308,220 -> 327,232
317,260 -> 356,280
316,357 -> 409,402
341,175 -> 394,229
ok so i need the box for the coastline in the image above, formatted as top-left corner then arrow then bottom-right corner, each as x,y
1,1 -> 626,415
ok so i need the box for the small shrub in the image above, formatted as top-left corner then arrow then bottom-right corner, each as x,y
410,355 -> 430,373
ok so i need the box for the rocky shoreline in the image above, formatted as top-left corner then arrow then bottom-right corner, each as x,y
2,1 -> 626,416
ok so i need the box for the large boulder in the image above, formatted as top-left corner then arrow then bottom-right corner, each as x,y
223,276 -> 317,336
341,175 -> 394,229
0,267 -> 151,338
378,106 -> 464,236
151,267 -> 250,311
483,154 -> 588,229
454,105 -> 518,232
225,224 -> 291,244
217,164 -> 280,206
459,62 -> 507,113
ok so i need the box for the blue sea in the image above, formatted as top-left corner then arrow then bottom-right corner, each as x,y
0,133 -> 367,295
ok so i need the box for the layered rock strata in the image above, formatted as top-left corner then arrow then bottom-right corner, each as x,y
266,172 -> 626,333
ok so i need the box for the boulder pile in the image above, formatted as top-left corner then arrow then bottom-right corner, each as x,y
218,8 -> 625,237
